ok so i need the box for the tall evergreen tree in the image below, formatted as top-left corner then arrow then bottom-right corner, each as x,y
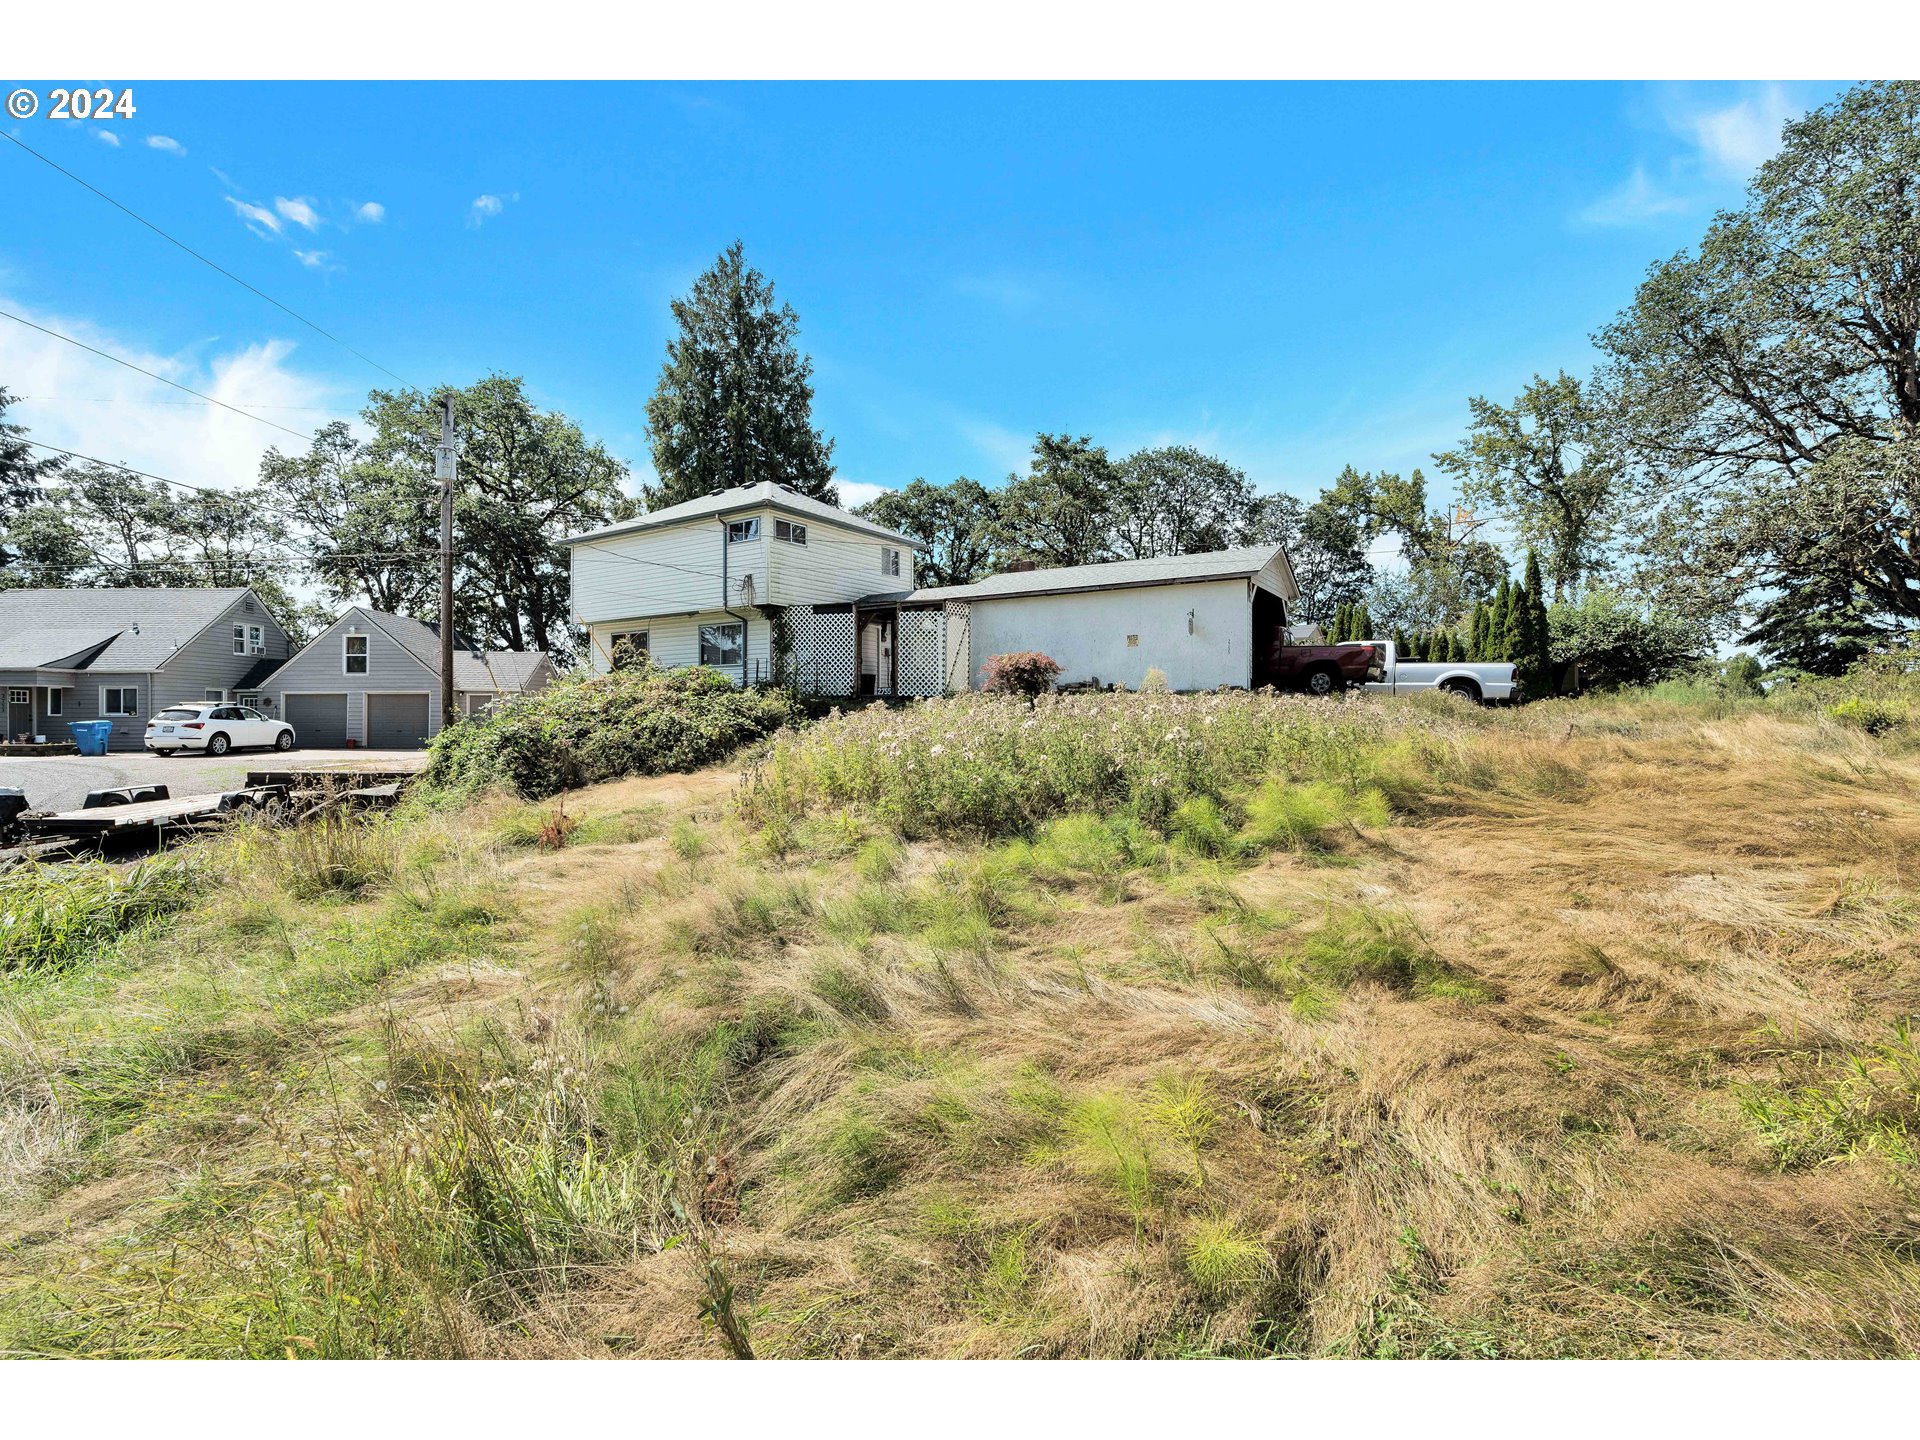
1469,600 -> 1488,660
1351,602 -> 1373,643
1522,549 -> 1553,694
643,241 -> 836,509
1489,577 -> 1513,660
1333,601 -> 1352,642
1502,574 -> 1531,671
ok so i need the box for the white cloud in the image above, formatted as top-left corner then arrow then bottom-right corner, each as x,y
353,200 -> 385,224
0,294 -> 347,495
1576,164 -> 1695,228
833,480 -> 891,510
146,134 -> 186,156
225,196 -> 283,237
1576,83 -> 1803,229
1681,83 -> 1796,180
92,129 -> 120,147
466,192 -> 518,227
273,196 -> 322,231
292,249 -> 332,269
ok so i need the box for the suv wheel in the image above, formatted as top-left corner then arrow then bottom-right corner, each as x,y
275,729 -> 296,752
206,732 -> 231,756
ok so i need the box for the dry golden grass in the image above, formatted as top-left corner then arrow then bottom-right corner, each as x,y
3,697 -> 1918,1358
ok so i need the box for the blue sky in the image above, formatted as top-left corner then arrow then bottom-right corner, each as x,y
0,80 -> 1843,519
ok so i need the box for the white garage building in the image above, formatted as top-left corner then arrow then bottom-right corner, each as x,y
914,544 -> 1300,693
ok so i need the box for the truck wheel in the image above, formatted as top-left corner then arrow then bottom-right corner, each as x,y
1440,677 -> 1482,704
1302,666 -> 1340,698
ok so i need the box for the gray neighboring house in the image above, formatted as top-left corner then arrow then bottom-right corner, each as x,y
256,606 -> 558,749
0,587 -> 292,751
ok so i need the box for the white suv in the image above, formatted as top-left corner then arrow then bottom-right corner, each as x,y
145,703 -> 297,757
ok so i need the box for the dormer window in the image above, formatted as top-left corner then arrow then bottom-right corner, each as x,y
726,518 -> 760,543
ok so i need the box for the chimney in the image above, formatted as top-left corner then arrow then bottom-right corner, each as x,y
1010,560 -> 1037,573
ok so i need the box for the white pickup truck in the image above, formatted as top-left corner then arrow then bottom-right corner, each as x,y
1337,640 -> 1517,704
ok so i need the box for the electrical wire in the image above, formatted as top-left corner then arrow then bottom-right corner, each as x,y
0,129 -> 417,390
0,309 -> 316,442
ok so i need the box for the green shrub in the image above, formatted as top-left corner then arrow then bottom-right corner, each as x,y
1827,696 -> 1909,736
422,665 -> 803,800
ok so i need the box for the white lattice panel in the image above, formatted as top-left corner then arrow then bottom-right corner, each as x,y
792,608 -> 856,695
896,609 -> 947,697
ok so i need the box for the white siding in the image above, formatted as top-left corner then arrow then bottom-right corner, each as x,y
1251,551 -> 1298,605
570,517 -> 765,624
962,579 -> 1253,693
584,610 -> 769,685
571,504 -> 907,624
767,517 -> 904,605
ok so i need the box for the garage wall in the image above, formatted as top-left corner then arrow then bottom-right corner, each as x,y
268,609 -> 442,747
963,579 -> 1252,693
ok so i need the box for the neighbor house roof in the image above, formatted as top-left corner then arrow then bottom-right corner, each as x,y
257,607 -> 550,693
0,587 -> 254,671
911,546 -> 1291,604
563,481 -> 924,550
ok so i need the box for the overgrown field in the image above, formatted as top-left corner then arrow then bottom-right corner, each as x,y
3,682 -> 1919,1358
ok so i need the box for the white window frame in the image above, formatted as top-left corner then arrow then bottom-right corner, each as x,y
881,547 -> 901,577
232,623 -> 247,655
775,519 -> 807,545
45,688 -> 63,717
700,621 -> 744,667
247,623 -> 265,656
205,689 -> 226,702
101,686 -> 140,717
726,518 -> 761,543
6,687 -> 26,706
344,634 -> 370,676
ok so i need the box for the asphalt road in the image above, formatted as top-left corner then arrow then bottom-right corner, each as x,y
0,747 -> 427,814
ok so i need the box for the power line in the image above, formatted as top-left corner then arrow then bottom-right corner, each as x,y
21,438 -> 233,497
0,129 -> 416,390
20,395 -> 343,413
0,309 -> 315,442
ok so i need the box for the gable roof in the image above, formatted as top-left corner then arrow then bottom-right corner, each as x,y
563,481 -> 923,550
0,587 -> 256,671
911,546 -> 1292,604
257,607 -> 550,693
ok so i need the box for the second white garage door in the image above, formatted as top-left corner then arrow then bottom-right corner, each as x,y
365,692 -> 431,749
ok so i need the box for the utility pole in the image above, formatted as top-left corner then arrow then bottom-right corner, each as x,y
434,395 -> 457,731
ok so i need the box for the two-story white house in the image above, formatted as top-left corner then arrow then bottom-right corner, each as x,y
564,481 -> 934,693
565,481 -> 1305,697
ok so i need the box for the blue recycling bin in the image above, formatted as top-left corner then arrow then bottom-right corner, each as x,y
68,720 -> 113,756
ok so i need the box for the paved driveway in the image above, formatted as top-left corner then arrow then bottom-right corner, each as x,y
0,748 -> 427,814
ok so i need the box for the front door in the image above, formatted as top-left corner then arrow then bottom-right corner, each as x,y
6,687 -> 32,741
857,613 -> 896,696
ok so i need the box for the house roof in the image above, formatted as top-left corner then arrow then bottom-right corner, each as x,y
563,481 -> 924,550
911,546 -> 1292,604
0,587 -> 254,671
229,657 -> 286,691
257,607 -> 550,693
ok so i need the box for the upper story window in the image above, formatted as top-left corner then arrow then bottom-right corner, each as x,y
232,622 -> 264,655
726,518 -> 761,543
775,519 -> 807,545
344,634 -> 369,675
232,624 -> 246,654
881,547 -> 902,577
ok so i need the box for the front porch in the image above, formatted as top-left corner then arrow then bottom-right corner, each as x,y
4,678 -> 73,747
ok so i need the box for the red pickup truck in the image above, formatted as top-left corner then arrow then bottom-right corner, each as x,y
1261,640 -> 1380,696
